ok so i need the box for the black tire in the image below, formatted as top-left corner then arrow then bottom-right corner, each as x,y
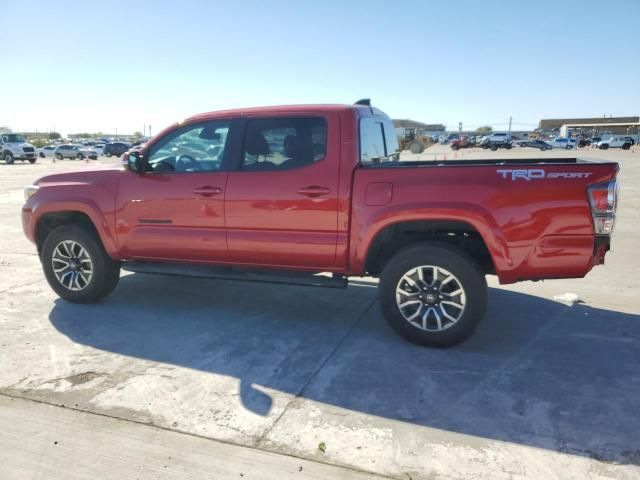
490,145 -> 498,151
77,153 -> 84,160
409,141 -> 424,154
28,158 -> 37,164
41,225 -> 120,303
3,152 -> 14,164
55,153 -> 63,160
600,144 -> 609,150
379,243 -> 487,348
39,152 -> 45,158
622,143 -> 631,150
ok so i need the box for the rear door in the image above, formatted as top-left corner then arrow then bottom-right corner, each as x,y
224,114 -> 340,268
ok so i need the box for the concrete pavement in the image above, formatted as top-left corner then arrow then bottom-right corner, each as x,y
0,151 -> 639,479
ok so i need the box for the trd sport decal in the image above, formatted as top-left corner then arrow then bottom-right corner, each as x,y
497,169 -> 593,181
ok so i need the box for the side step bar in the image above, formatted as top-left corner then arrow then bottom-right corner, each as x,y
122,261 -> 348,289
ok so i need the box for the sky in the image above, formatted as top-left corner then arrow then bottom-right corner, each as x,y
2,0 -> 639,136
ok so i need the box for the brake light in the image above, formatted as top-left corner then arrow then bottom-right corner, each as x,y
588,180 -> 619,235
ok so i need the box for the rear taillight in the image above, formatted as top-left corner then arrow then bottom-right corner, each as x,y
588,179 -> 619,235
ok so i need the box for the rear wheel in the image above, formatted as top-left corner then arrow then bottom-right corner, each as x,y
600,144 -> 609,150
379,243 -> 487,347
622,143 -> 631,150
490,145 -> 498,151
41,226 -> 120,303
28,158 -> 37,164
77,153 -> 85,160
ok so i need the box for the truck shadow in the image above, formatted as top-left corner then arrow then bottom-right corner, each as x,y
48,273 -> 640,465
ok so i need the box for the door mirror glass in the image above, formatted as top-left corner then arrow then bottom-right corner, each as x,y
127,150 -> 147,173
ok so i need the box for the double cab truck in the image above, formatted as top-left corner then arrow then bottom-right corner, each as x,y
22,101 -> 620,347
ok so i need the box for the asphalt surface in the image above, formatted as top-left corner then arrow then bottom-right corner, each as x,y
0,149 -> 639,479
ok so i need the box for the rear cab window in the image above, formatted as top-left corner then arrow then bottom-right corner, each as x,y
359,116 -> 399,165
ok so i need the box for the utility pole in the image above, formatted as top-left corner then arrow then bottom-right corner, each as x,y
508,116 -> 512,135
149,125 -> 152,137
458,122 -> 462,134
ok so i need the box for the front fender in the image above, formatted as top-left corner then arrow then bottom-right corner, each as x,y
26,195 -> 119,258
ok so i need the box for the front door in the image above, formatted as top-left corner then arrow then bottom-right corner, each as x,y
115,120 -> 232,262
225,115 -> 339,269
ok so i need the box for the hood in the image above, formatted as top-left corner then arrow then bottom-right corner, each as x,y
4,141 -> 35,149
35,165 -> 124,187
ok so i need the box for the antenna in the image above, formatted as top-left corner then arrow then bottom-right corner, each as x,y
354,98 -> 371,106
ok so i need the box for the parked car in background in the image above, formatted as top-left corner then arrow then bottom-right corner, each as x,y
103,142 -> 130,157
38,146 -> 57,158
519,139 -> 552,151
54,144 -> 99,160
481,132 -> 512,150
546,137 -> 576,150
450,136 -> 473,150
93,144 -> 105,155
595,136 -> 634,150
0,133 -> 37,164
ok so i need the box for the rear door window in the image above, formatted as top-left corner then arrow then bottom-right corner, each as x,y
241,117 -> 327,171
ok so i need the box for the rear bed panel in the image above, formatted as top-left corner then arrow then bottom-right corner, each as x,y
350,160 -> 618,283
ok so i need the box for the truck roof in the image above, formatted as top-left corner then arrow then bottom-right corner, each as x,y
185,103 -> 378,123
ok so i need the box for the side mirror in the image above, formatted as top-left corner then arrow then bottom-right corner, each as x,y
127,150 -> 147,173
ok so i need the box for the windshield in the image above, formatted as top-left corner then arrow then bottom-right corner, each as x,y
1,134 -> 26,143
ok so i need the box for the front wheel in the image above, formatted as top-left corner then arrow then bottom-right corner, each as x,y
28,158 -> 37,164
41,226 -> 120,303
379,243 -> 487,347
3,152 -> 14,164
55,153 -> 63,160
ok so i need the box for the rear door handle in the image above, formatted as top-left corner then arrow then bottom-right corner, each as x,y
193,186 -> 222,197
297,185 -> 331,197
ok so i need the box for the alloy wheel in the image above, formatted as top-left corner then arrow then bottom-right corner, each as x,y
51,240 -> 94,291
395,265 -> 466,332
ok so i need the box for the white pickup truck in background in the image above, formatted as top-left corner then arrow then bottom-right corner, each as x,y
595,136 -> 635,150
0,133 -> 37,164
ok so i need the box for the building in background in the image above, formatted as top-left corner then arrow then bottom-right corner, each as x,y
538,116 -> 639,138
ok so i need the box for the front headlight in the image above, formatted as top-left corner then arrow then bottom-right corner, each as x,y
24,185 -> 39,201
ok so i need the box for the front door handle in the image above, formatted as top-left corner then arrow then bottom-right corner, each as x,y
193,186 -> 222,197
297,185 -> 331,198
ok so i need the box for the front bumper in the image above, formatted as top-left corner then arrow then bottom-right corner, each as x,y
22,207 -> 35,243
13,152 -> 36,160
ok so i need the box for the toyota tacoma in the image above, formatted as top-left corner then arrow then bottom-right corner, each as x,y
22,101 -> 620,347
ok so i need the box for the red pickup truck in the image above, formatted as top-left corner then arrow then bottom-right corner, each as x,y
22,101 -> 619,347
